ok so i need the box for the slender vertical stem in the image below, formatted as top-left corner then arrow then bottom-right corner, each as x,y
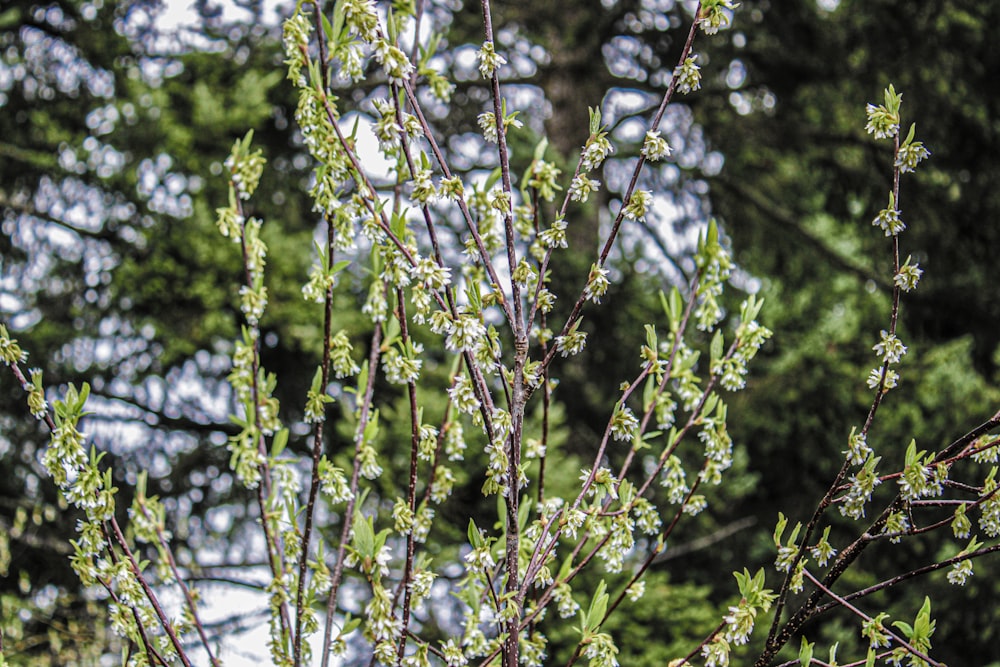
479,3 -> 527,665
294,213 -> 337,666
320,323 -> 384,667
394,287 -> 422,663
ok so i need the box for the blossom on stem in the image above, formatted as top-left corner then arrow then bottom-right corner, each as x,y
896,124 -> 931,172
675,55 -> 702,94
622,190 -> 652,222
477,40 -> 506,78
865,84 -> 901,139
872,192 -> 905,236
641,130 -> 673,161
866,367 -> 898,391
872,330 -> 907,364
583,263 -> 610,303
895,256 -> 923,292
568,175 -> 601,202
581,132 -> 614,171
699,0 -> 739,34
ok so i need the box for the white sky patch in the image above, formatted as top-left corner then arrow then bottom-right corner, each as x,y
157,0 -> 294,31
342,111 -> 396,183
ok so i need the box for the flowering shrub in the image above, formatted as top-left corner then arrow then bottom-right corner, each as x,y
3,1 -> 998,666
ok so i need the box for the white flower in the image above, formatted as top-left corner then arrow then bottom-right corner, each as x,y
872,330 -> 907,363
477,40 -> 506,78
641,130 -> 673,161
622,190 -> 652,222
675,55 -> 702,94
568,175 -> 600,202
872,206 -> 905,236
581,134 -> 614,171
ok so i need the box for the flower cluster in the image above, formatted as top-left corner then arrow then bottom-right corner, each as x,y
539,217 -> 569,249
568,175 -> 601,202
528,159 -> 562,201
383,342 -> 424,385
839,456 -> 882,519
897,440 -> 942,502
373,39 -> 414,85
583,263 -> 611,303
845,427 -> 871,466
224,132 -> 266,201
581,108 -> 614,170
723,569 -> 776,647
675,55 -> 702,94
609,403 -> 639,442
699,0 -> 739,34
0,325 -> 26,366
640,130 -> 673,161
866,366 -> 899,392
809,526 -> 837,567
319,457 -> 353,504
660,455 -> 690,505
555,320 -> 588,357
26,368 -> 47,419
477,40 -> 506,78
865,84 -> 901,139
895,256 -> 923,292
622,189 -> 652,222
873,330 -> 907,364
896,124 -> 931,172
947,537 -> 980,586
871,193 -> 906,236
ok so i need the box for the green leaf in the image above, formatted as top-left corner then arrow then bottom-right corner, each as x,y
533,137 -> 549,162
798,636 -> 814,666
642,373 -> 657,412
741,294 -> 764,323
320,9 -> 335,45
700,393 -> 719,419
892,620 -> 914,637
558,553 -> 574,580
667,288 -> 684,331
904,439 -> 916,464
517,496 -> 532,532
707,218 -> 719,247
774,512 -> 788,545
468,519 -> 483,549
644,324 -> 658,352
588,106 -> 602,135
390,208 -> 408,240
353,510 -> 375,558
331,0 -> 347,44
383,316 -> 401,348
787,520 -> 802,546
271,428 -> 289,458
74,382 -> 91,413
310,366 -> 325,393
585,580 -> 609,633
353,361 -> 369,398
418,32 -> 443,67
0,8 -> 23,30
362,409 -> 380,445
341,614 -> 362,635
710,329 -> 724,366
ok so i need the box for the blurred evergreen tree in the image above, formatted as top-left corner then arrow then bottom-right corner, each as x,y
3,0 -> 999,664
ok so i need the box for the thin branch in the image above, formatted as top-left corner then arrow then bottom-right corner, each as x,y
803,569 -> 943,667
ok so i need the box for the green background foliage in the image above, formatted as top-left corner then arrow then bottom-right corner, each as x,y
2,0 -> 998,664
